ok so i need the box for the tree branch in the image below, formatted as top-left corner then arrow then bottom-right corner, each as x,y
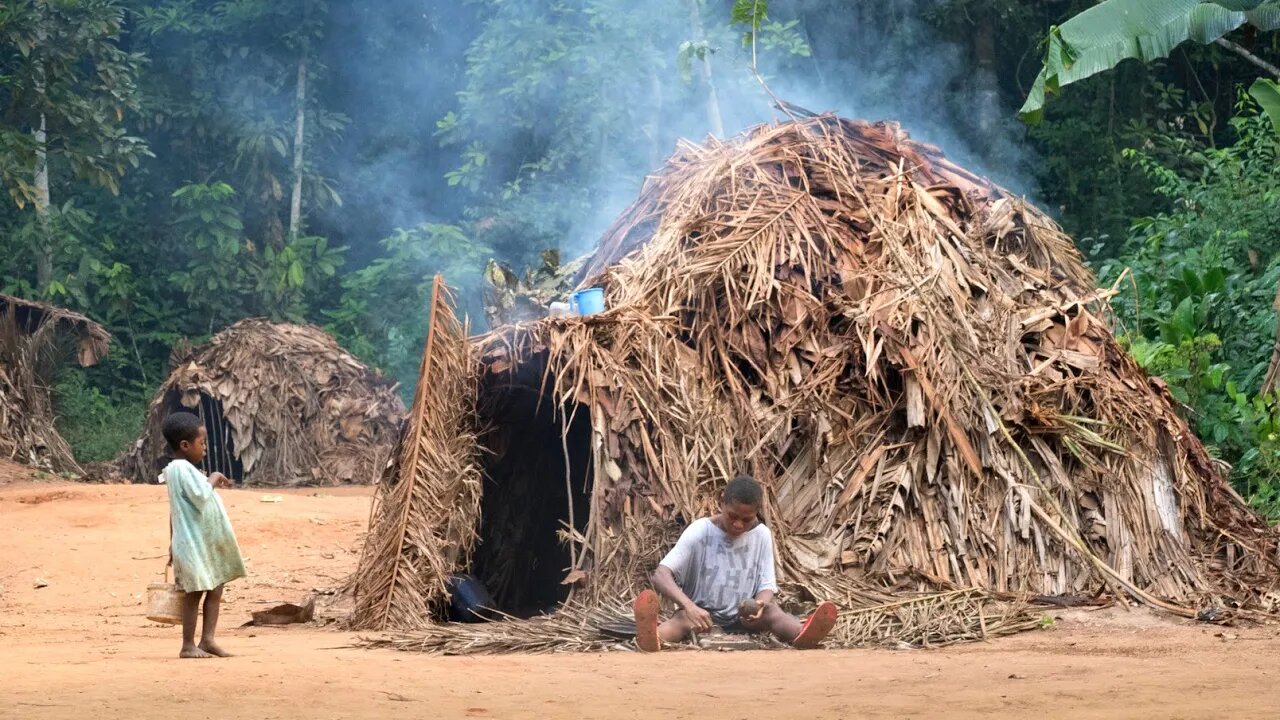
1215,37 -> 1280,80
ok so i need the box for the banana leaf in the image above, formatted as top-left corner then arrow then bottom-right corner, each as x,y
1021,0 -> 1280,123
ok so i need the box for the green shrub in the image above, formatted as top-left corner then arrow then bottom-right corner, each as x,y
1095,109 -> 1280,519
51,370 -> 147,465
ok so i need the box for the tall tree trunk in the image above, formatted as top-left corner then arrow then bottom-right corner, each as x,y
970,5 -> 999,139
33,111 -> 52,290
1261,288 -> 1280,394
687,0 -> 724,138
288,54 -> 308,242
33,0 -> 52,291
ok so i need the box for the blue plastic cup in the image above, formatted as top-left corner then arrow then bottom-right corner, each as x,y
570,287 -> 606,315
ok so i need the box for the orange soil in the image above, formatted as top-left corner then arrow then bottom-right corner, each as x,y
2,458 -> 1279,719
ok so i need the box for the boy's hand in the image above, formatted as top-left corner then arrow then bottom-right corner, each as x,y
682,603 -> 714,632
208,472 -> 232,489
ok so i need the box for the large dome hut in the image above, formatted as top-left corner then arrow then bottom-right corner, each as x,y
350,116 -> 1279,650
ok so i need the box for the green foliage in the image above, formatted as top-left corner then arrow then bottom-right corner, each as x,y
730,0 -> 766,46
676,40 -> 713,83
435,0 -> 815,279
328,223 -> 490,395
1020,0 -> 1280,126
254,234 -> 346,320
1097,107 -> 1280,516
168,180 -> 347,326
0,0 -> 1270,483
6,201 -> 95,297
172,182 -> 245,264
51,369 -> 146,464
729,0 -> 765,28
436,0 -> 678,268
728,0 -> 809,57
0,0 -> 151,207
757,20 -> 811,58
1223,384 -> 1280,515
1251,78 -> 1280,133
168,181 -> 252,325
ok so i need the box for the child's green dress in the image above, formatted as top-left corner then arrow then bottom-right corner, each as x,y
163,459 -> 246,592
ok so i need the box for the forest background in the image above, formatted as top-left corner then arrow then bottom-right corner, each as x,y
3,0 -> 1279,517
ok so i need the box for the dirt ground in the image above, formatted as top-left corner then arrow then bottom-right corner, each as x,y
3,460 -> 1280,719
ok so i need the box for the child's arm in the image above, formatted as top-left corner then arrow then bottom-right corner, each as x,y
651,522 -> 714,630
166,462 -> 216,507
651,566 -> 698,610
652,565 -> 713,630
747,528 -> 781,617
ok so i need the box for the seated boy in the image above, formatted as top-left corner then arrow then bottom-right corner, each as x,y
633,474 -> 836,651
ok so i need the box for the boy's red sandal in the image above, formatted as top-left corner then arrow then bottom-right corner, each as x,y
633,589 -> 662,652
792,601 -> 837,649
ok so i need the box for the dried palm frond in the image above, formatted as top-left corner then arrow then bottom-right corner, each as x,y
360,602 -> 626,655
832,590 -> 1042,648
348,277 -> 483,630
359,590 -> 1039,655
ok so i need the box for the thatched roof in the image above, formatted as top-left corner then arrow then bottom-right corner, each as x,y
0,295 -> 111,473
0,294 -> 111,367
122,319 -> 405,487
352,115 -> 1280,651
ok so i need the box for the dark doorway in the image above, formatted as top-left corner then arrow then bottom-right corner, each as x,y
163,391 -> 244,483
469,361 -> 593,618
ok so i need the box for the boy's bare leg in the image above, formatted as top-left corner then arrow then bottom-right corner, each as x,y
198,585 -> 231,657
180,591 -> 213,658
739,603 -> 803,642
658,609 -> 702,643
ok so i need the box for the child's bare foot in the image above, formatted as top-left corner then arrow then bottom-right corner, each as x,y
179,644 -> 214,659
198,641 -> 232,657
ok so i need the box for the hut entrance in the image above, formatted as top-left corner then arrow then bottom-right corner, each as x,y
470,364 -> 593,618
162,391 -> 244,484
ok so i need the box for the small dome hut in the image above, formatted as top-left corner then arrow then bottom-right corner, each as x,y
123,319 -> 404,487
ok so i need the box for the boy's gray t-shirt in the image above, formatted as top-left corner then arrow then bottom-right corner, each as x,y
659,517 -> 778,624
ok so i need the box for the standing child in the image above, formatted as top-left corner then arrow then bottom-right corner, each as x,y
160,411 -> 246,658
633,474 -> 837,651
